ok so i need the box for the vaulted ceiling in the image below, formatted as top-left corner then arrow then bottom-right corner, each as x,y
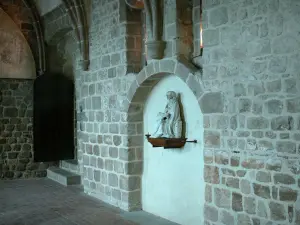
34,0 -> 62,16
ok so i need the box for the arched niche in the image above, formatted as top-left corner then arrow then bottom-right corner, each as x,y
0,8 -> 36,79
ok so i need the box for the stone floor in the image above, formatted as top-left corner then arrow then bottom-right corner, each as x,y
0,178 -> 178,225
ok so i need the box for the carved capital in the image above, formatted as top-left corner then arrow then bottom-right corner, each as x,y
146,40 -> 166,60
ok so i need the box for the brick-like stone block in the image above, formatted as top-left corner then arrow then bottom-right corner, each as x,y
279,187 -> 297,202
232,192 -> 243,212
204,204 -> 218,222
204,165 -> 220,184
247,117 -> 269,129
221,210 -> 234,225
269,202 -> 286,221
215,151 -> 229,165
253,183 -> 270,199
256,171 -> 271,183
204,131 -> 220,148
274,173 -> 295,185
200,92 -> 224,113
237,214 -> 251,225
214,188 -> 231,209
276,141 -> 296,154
257,200 -> 268,218
226,177 -> 239,189
244,196 -> 256,214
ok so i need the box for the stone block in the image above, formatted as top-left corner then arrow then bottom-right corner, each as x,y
204,165 -> 220,184
119,175 -> 140,191
273,35 -> 300,54
253,183 -> 270,199
94,170 -> 101,182
268,56 -> 287,73
204,150 -> 214,164
239,98 -> 252,113
108,67 -> 116,78
113,136 -> 122,146
215,151 -> 229,165
226,177 -> 239,189
279,187 -> 297,202
276,141 -> 296,154
247,39 -> 271,57
97,158 -> 104,169
266,79 -> 281,92
232,192 -> 243,212
4,108 -> 18,117
159,60 -> 176,74
214,188 -> 231,209
269,202 -> 286,221
209,7 -> 228,26
256,171 -> 271,183
286,97 -> 300,113
247,117 -> 269,129
108,173 -> 118,187
222,168 -> 236,177
242,158 -> 264,169
204,131 -> 220,148
200,92 -> 224,114
105,159 -> 114,171
92,96 -> 101,110
230,115 -> 237,130
284,78 -> 298,93
271,116 -> 293,131
244,196 -> 256,214
234,83 -> 246,97
101,55 -> 110,67
203,29 -> 220,47
266,99 -> 283,114
204,204 -> 218,222
237,170 -> 247,177
125,161 -> 142,175
231,156 -> 240,167
257,200 -> 268,218
112,189 -> 121,200
274,173 -> 295,185
114,161 -> 124,174
266,158 -> 282,171
221,210 -> 234,225
205,184 -> 212,203
238,214 -> 252,225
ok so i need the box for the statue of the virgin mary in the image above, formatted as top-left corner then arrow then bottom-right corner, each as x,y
152,91 -> 182,138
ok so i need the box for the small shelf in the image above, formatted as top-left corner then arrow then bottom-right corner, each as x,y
145,134 -> 197,149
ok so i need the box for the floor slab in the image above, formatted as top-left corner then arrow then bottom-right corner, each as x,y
0,178 -> 179,225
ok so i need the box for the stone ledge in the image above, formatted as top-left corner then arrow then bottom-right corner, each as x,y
60,159 -> 80,175
47,167 -> 81,186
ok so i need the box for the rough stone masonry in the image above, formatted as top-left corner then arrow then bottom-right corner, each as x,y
2,0 -> 300,224
43,0 -> 300,224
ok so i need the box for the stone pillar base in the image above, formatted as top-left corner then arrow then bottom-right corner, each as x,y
146,40 -> 166,60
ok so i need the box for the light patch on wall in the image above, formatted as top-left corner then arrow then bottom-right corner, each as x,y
0,8 -> 36,79
143,75 -> 204,225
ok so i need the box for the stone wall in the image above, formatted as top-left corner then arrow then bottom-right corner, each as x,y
201,0 -> 300,224
0,80 -> 51,179
43,0 -> 300,223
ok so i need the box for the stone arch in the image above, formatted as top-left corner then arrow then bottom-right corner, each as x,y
120,59 -> 221,211
46,27 -> 76,79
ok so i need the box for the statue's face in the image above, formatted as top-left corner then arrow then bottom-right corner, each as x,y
166,91 -> 175,100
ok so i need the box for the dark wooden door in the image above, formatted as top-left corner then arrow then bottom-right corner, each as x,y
33,72 -> 74,162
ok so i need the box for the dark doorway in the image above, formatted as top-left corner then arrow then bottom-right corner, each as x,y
33,72 -> 74,162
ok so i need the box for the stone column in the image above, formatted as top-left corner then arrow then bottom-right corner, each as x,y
164,0 -> 194,61
144,0 -> 166,59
